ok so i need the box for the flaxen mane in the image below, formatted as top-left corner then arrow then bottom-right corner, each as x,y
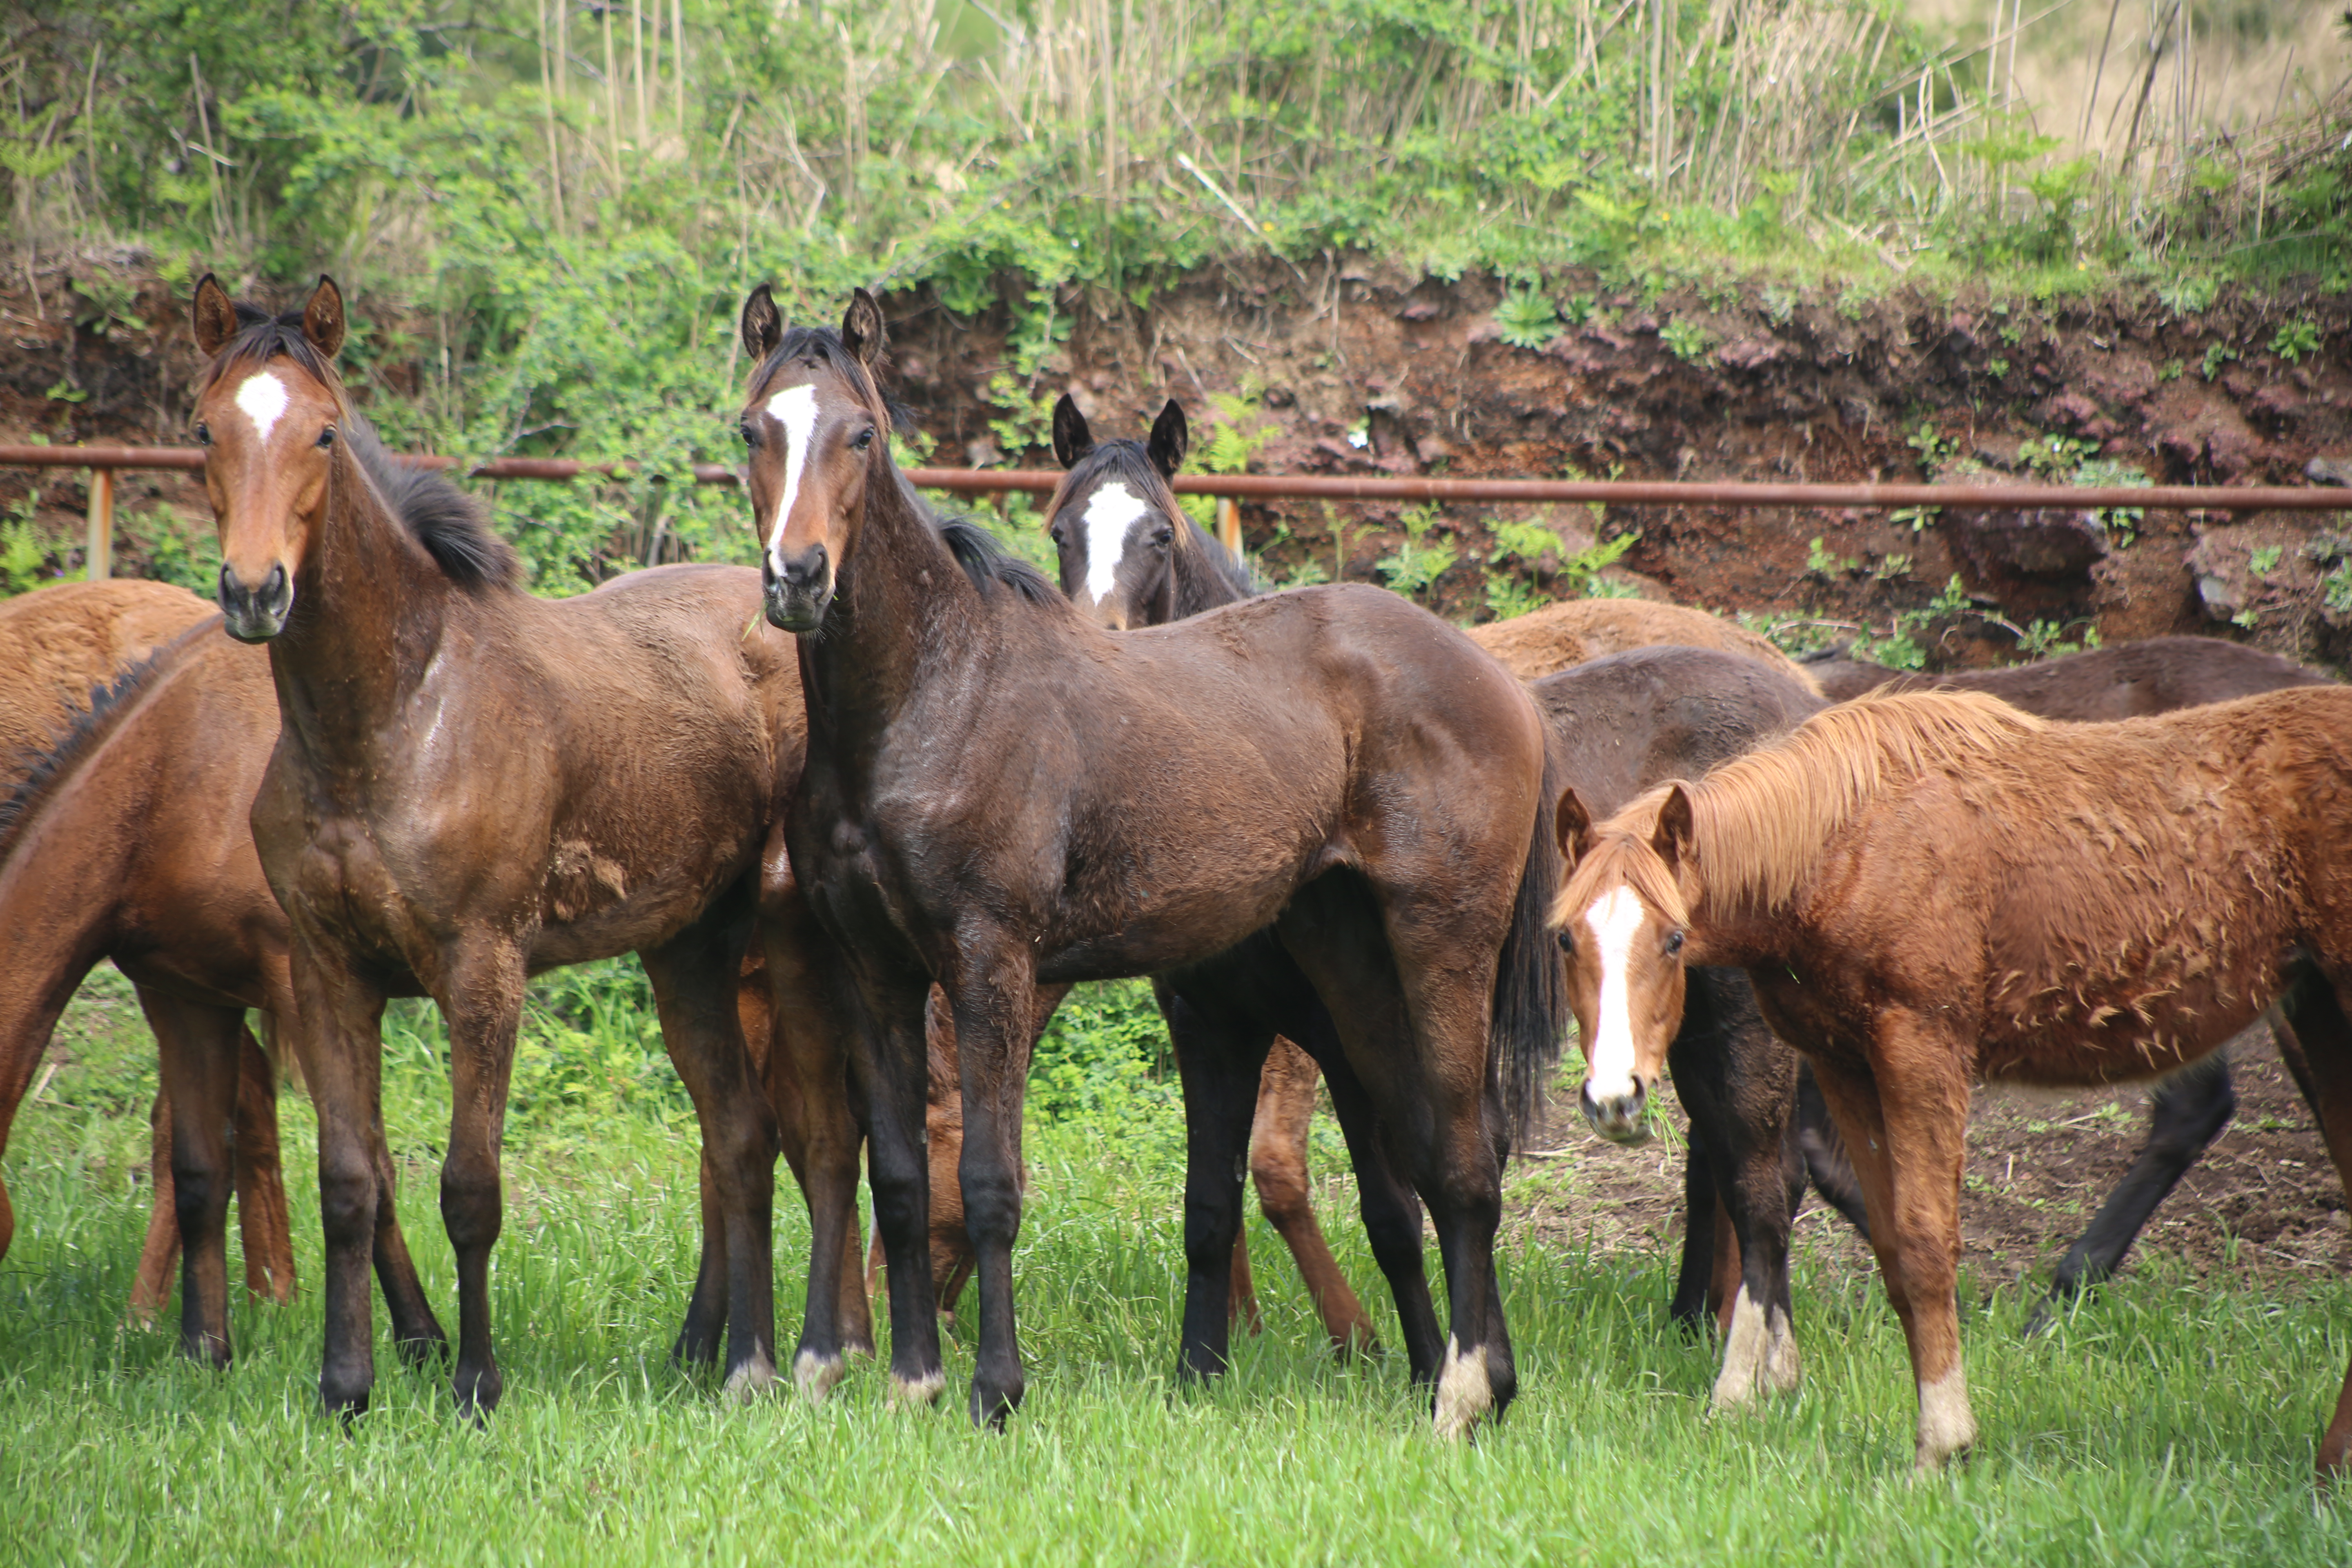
1561,689 -> 2046,924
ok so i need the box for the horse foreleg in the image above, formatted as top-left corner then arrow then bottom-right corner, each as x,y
231,1021 -> 294,1303
148,993 -> 243,1368
2270,969 -> 2352,1482
852,968 -> 943,1408
292,942 -> 389,1417
644,917 -> 779,1405
1163,980 -> 1270,1384
436,941 -> 529,1418
1252,1036 -> 1376,1356
948,943 -> 1038,1428
127,1087 -> 180,1327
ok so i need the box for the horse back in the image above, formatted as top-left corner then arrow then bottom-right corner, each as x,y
1532,646 -> 1826,819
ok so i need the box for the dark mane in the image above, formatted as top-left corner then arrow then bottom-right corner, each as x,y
1052,439 -> 1256,607
0,626 -> 208,864
937,515 -> 1058,605
750,323 -> 916,434
195,302 -> 346,407
344,418 -> 520,590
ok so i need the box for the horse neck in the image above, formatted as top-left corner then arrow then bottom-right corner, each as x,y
266,445 -> 458,771
1172,521 -> 1250,619
805,466 -> 992,751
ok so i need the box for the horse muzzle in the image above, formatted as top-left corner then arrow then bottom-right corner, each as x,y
1580,1078 -> 1653,1146
763,546 -> 832,634
218,562 -> 293,643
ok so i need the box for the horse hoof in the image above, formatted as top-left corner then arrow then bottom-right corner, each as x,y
1432,1339 -> 1492,1440
453,1365 -> 503,1419
321,1380 -> 371,1423
967,1378 -> 1022,1431
888,1369 -> 945,1409
396,1331 -> 450,1370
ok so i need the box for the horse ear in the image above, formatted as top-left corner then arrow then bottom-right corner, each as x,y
192,274 -> 238,356
1651,785 -> 1696,872
841,288 -> 886,370
741,283 -> 783,363
302,276 -> 347,360
1555,787 -> 1596,867
1147,399 -> 1189,479
1051,395 -> 1093,470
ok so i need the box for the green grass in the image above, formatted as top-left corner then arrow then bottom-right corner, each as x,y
4,974 -> 2349,1564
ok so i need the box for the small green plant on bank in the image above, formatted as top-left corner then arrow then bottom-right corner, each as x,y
1988,357 -> 2012,380
2158,359 -> 2186,381
2017,619 -> 2100,658
985,374 -> 1059,462
2270,318 -> 2323,364
2159,276 -> 2220,316
1907,423 -> 1958,474
1659,319 -> 1713,362
1806,536 -> 1860,578
2250,544 -> 2285,577
0,490 -> 53,594
1179,393 -> 1280,534
1494,285 -> 1564,350
2074,457 -> 2152,546
2203,342 -> 2241,381
2304,535 -> 2352,614
1376,506 -> 1458,599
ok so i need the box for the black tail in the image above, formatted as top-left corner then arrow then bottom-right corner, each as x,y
0,620 -> 212,868
1495,745 -> 1570,1151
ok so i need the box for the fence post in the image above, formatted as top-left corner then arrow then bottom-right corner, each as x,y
85,467 -> 113,580
1216,495 -> 1241,561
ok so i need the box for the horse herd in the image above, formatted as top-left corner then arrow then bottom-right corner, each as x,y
2,273 -> 2349,1480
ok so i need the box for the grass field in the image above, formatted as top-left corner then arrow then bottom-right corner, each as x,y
4,969 -> 2349,1566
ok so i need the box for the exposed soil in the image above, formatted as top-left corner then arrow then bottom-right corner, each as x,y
8,247 -> 2352,1292
1511,1022 -> 2351,1297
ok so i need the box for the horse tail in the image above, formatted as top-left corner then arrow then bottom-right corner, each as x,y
0,619 -> 211,869
1495,741 -> 1570,1152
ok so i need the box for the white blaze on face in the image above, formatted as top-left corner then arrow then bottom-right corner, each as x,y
762,383 -> 821,576
1080,480 -> 1151,607
234,372 -> 291,446
1583,884 -> 1652,1106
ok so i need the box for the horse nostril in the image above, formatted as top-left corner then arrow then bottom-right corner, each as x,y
265,564 -> 288,603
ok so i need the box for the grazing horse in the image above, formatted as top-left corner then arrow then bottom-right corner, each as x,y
1797,634 -> 2333,1325
0,580 -> 294,1319
742,288 -> 1562,1434
192,274 -> 798,1416
1552,686 -> 2352,1476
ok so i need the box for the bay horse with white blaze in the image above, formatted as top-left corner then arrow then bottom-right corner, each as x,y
193,274 -> 797,1417
1552,686 -> 2352,1476
742,288 -> 1563,1433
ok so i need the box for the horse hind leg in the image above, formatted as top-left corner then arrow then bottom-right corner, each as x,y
231,1021 -> 295,1303
2270,968 -> 2352,1482
2026,1044 -> 2239,1334
148,993 -> 244,1369
1250,1035 -> 1376,1357
127,1086 -> 180,1328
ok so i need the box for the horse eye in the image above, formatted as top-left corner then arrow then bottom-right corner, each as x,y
1556,931 -> 1576,956
317,425 -> 336,449
739,421 -> 757,448
851,427 -> 876,450
1664,930 -> 1685,955
1048,525 -> 1067,548
194,422 -> 211,446
1152,525 -> 1174,547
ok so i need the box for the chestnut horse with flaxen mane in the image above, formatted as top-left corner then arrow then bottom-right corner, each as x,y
1551,685 -> 2352,1477
741,288 -> 1564,1435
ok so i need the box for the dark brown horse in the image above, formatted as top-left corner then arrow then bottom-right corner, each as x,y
192,274 -> 806,1416
1800,634 -> 2334,1325
741,289 -> 1562,1434
1553,686 -> 2352,1476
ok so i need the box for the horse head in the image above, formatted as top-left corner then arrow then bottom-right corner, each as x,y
1044,396 -> 1191,631
738,285 -> 893,634
1552,784 -> 1702,1145
190,274 -> 347,641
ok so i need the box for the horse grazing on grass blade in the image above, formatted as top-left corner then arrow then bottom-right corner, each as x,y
191,273 -> 814,1417
1552,686 -> 2352,1477
740,287 -> 1564,1435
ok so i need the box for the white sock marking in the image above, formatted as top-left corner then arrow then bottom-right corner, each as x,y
1432,1336 -> 1493,1439
762,383 -> 820,578
1915,1363 -> 1977,1467
1080,481 -> 1150,608
1584,885 -> 1650,1108
722,1346 -> 777,1403
1711,1284 -> 1767,1410
234,372 -> 290,446
888,1369 -> 946,1408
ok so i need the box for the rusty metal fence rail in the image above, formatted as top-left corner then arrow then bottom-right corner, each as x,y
4,443 -> 2345,582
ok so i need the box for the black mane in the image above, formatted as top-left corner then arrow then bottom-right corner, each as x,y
0,630 -> 203,865
344,418 -> 520,590
752,324 -> 917,435
936,513 -> 1058,606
